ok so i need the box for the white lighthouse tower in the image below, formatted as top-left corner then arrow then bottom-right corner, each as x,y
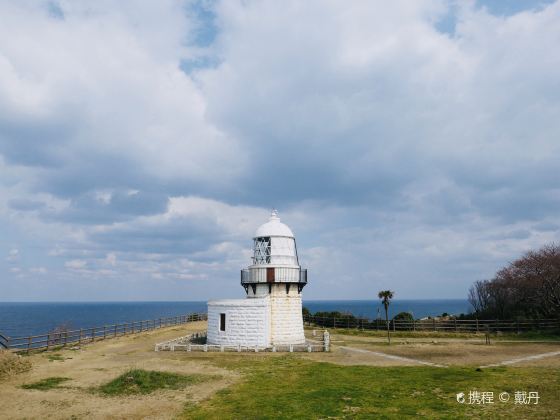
207,210 -> 308,347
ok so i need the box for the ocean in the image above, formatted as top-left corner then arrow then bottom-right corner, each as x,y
0,299 -> 470,338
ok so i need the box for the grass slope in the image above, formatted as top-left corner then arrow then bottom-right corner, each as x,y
183,356 -> 560,419
99,369 -> 212,396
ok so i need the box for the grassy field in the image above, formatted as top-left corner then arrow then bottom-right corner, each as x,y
183,356 -> 560,419
1,323 -> 558,419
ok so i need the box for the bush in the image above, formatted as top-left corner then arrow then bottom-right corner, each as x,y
0,350 -> 32,379
393,312 -> 414,322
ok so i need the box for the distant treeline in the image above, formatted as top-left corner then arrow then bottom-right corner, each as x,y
302,308 -> 448,325
468,243 -> 560,319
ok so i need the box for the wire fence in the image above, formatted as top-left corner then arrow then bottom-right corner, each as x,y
2,312 -> 207,353
303,315 -> 560,333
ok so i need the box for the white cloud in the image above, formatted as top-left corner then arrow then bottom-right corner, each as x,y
6,248 -> 19,262
0,1 -> 559,300
65,259 -> 87,270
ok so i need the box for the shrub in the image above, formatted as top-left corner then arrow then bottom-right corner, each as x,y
0,350 -> 32,379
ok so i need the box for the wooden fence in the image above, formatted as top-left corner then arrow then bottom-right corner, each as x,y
2,312 -> 207,353
303,315 -> 560,333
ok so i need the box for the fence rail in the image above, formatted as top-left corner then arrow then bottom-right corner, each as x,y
0,333 -> 9,349
304,315 -> 560,333
1,312 -> 207,353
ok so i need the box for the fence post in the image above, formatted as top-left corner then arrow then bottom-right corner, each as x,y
454,318 -> 457,332
47,333 -> 51,350
393,320 -> 396,332
103,326 -> 107,340
27,336 -> 32,354
114,325 -> 117,337
413,319 -> 416,331
64,331 -> 68,346
92,327 -> 95,342
79,329 -> 83,344
347,317 -> 350,329
476,318 -> 479,333
433,318 -> 436,332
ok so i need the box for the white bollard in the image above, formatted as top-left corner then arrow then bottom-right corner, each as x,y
289,344 -> 293,353
255,345 -> 258,353
237,344 -> 241,352
308,345 -> 312,352
220,345 -> 224,352
204,344 -> 208,352
188,344 -> 191,352
272,346 -> 276,352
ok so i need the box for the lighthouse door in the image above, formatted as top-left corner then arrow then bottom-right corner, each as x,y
266,267 -> 275,283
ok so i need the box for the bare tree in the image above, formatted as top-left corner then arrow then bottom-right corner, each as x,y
467,243 -> 560,319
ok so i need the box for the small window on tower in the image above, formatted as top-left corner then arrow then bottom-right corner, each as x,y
220,313 -> 226,331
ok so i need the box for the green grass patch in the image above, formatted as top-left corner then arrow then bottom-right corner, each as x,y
21,377 -> 71,390
98,369 -> 212,396
183,355 -> 560,419
320,327 -> 560,341
46,353 -> 65,361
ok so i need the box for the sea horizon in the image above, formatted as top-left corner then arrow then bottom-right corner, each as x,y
0,299 -> 470,338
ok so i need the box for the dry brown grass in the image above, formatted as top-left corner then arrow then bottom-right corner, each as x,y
306,331 -> 560,367
2,324 -> 559,419
0,350 -> 32,379
0,322 -> 239,419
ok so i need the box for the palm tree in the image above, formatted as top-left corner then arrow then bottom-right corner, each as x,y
378,290 -> 394,344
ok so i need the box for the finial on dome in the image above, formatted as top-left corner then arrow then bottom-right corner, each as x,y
270,208 -> 279,221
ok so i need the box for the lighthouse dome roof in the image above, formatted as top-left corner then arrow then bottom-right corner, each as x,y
254,210 -> 294,238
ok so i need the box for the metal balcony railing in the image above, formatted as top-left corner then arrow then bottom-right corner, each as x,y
241,268 -> 307,285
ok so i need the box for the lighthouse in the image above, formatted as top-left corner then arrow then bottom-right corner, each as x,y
207,210 -> 307,347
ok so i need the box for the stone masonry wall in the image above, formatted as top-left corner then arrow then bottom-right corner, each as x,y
270,285 -> 305,345
207,298 -> 270,347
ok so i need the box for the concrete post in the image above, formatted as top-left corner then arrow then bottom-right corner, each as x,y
323,331 -> 330,352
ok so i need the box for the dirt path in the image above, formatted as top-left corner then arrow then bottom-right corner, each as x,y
339,346 -> 448,368
304,331 -> 560,367
480,350 -> 560,368
0,322 -> 239,419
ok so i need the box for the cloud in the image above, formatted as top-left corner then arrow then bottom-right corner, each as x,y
64,259 -> 87,270
0,0 -> 559,301
6,248 -> 19,262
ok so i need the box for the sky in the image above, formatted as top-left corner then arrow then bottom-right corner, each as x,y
1,0 -> 559,302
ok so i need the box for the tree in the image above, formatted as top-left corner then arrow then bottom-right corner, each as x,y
393,311 -> 413,321
378,290 -> 394,344
468,243 -> 560,319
